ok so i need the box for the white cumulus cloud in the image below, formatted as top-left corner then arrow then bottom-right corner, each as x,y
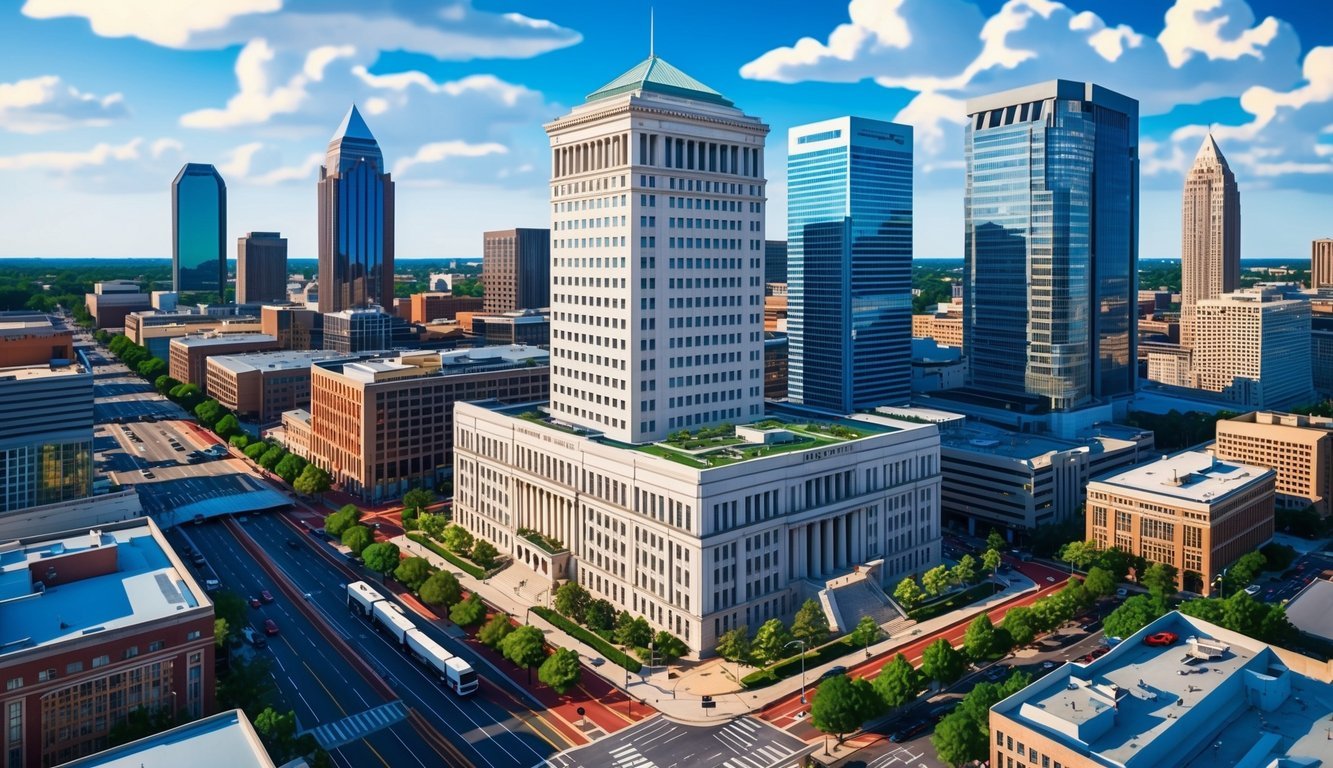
20,0 -> 280,47
0,74 -> 128,133
394,140 -> 508,178
180,40 -> 356,129
0,137 -> 141,171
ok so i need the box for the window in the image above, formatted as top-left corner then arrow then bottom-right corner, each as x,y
4,678 -> 20,692
92,655 -> 110,668
37,669 -> 54,683
148,641 -> 164,652
186,630 -> 201,641
65,661 -> 83,674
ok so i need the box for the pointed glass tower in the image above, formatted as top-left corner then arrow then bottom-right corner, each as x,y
318,105 -> 394,313
1180,133 -> 1240,348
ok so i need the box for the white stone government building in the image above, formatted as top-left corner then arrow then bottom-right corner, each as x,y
450,54 -> 942,655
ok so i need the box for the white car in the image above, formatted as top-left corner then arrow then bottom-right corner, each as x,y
1244,584 -> 1261,596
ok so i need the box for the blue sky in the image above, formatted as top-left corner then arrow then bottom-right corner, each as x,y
0,0 -> 1330,260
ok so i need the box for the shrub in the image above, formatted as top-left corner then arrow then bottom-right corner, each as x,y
532,607 -> 641,672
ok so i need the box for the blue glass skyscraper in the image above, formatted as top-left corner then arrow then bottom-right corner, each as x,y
788,117 -> 913,412
318,105 -> 394,313
963,80 -> 1138,410
172,163 -> 226,298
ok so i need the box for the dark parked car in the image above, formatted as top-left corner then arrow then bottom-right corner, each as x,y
264,619 -> 279,636
889,720 -> 929,743
260,590 -> 274,604
818,666 -> 848,682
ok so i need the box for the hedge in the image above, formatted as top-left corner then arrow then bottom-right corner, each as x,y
741,637 -> 854,689
531,606 -> 642,673
908,582 -> 996,622
407,533 -> 487,580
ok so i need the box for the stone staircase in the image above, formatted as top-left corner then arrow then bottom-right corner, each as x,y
828,575 -> 914,637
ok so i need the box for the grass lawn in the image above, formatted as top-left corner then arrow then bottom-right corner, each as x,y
741,638 -> 855,689
908,582 -> 997,622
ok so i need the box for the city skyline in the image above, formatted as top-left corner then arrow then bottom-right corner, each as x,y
0,1 -> 1330,260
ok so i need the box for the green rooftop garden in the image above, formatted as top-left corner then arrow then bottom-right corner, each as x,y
517,527 -> 566,554
616,420 -> 879,468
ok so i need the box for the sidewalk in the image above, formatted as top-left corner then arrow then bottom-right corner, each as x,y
394,533 -> 1039,726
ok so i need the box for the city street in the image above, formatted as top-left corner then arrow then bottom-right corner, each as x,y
82,344 -> 187,423
548,716 -> 811,768
178,513 -> 564,768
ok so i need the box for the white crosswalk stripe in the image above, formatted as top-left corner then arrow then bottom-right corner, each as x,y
304,700 -> 408,751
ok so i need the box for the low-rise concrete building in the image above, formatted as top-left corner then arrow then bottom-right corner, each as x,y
0,311 -> 74,366
939,419 -> 1154,536
205,349 -> 354,425
58,709 -> 281,768
1087,450 -> 1274,594
990,611 -> 1333,768
126,311 -> 262,360
409,292 -> 483,324
471,309 -> 550,347
1190,287 -> 1314,409
83,281 -> 151,329
911,338 -> 967,394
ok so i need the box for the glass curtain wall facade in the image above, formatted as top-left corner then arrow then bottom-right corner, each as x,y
963,80 -> 1138,410
171,163 -> 226,299
318,106 -> 395,314
788,117 -> 913,413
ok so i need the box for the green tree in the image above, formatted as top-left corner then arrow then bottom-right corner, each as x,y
470,539 -> 499,569
418,512 -> 447,539
1226,551 -> 1267,592
1059,540 -> 1099,570
154,374 -> 180,394
872,653 -> 922,709
1140,562 -> 1179,598
419,571 -> 463,609
982,548 -> 1002,576
402,487 -> 435,514
243,441 -> 269,461
217,655 -> 275,714
893,577 -> 925,610
194,399 -> 225,427
1103,594 -> 1168,638
137,357 -> 167,381
442,524 -> 474,553
293,464 -> 331,496
212,591 -> 247,632
922,565 -> 952,597
500,625 -> 547,683
752,618 -> 793,665
715,625 -> 751,665
450,594 -> 486,626
615,616 -> 652,649
920,639 -> 966,685
274,453 -> 306,483
849,616 -> 881,651
554,581 -> 591,623
1001,606 -> 1036,646
538,647 -> 582,694
258,444 -> 286,470
213,413 -> 241,439
340,524 -> 373,557
361,542 -> 401,578
951,554 -> 978,585
791,598 -> 830,648
986,529 -> 1007,553
229,433 -> 250,449
652,631 -> 688,663
393,557 -> 434,591
963,614 -> 999,660
215,617 -> 230,648
585,598 -> 615,631
933,709 -> 989,768
1084,565 -> 1117,598
810,674 -> 877,744
1096,546 -> 1137,583
324,506 -> 359,537
479,613 -> 514,648
253,707 -> 319,764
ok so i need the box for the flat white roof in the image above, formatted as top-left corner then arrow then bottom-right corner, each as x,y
0,363 -> 85,382
208,348 -> 346,375
57,709 -> 274,768
170,333 -> 276,348
0,520 -> 206,657
1090,449 -> 1272,504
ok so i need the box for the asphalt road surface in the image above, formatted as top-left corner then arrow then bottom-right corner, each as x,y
84,345 -> 188,423
178,513 -> 561,768
548,716 -> 811,768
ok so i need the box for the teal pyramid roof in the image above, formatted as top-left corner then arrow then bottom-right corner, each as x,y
331,104 -> 376,143
586,56 -> 732,106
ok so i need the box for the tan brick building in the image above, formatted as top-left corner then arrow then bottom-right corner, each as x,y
1087,450 -> 1274,595
1212,411 -> 1333,516
167,333 -> 278,389
0,312 -> 74,366
408,293 -> 483,325
302,346 -> 549,501
1312,238 -> 1333,291
911,299 -> 963,348
205,349 -> 353,425
482,228 -> 550,314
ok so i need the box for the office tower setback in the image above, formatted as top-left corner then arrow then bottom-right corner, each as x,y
1191,286 -> 1314,409
788,117 -> 913,413
236,231 -> 288,304
546,54 -> 768,444
482,228 -> 551,313
964,80 -> 1138,410
318,105 -> 394,313
1313,238 -> 1333,290
1180,134 -> 1240,348
171,163 -> 227,298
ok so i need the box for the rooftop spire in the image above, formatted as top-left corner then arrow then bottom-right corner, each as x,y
331,104 -> 375,144
649,6 -> 654,59
1194,131 -> 1230,168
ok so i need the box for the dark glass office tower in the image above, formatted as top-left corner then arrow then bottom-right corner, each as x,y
172,163 -> 226,299
963,80 -> 1138,410
788,116 -> 913,412
318,105 -> 394,313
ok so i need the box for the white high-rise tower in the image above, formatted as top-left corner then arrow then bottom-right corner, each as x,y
545,55 -> 769,444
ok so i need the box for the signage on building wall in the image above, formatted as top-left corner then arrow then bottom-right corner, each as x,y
802,443 -> 855,463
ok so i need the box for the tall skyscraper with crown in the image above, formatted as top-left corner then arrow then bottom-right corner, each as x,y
1180,133 -> 1240,348
318,105 -> 394,314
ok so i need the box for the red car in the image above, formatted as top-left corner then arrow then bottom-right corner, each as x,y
1144,631 -> 1178,647
260,590 -> 274,604
264,619 -> 279,636
248,596 -> 261,608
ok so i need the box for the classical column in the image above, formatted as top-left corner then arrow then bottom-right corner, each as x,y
811,521 -> 823,578
822,519 -> 834,577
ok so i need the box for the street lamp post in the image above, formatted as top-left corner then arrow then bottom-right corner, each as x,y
786,639 -> 807,705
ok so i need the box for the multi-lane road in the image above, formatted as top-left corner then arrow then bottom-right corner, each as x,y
179,511 -> 563,768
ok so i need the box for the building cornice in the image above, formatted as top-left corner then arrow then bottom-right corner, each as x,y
545,101 -> 769,138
